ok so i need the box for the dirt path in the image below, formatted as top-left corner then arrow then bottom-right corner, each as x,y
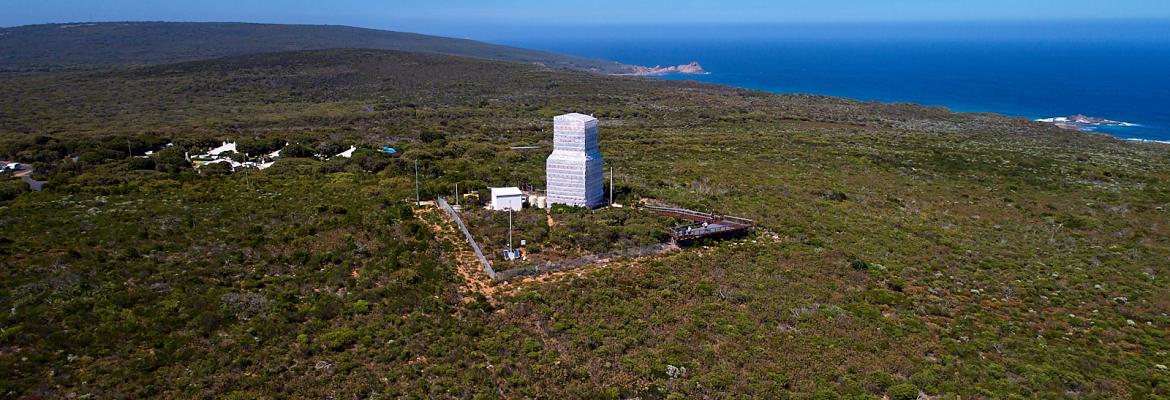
418,202 -> 703,302
9,165 -> 46,191
416,204 -> 501,303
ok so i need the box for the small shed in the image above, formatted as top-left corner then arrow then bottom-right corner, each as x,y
490,187 -> 523,211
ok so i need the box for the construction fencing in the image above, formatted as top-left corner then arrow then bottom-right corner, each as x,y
437,197 -> 497,280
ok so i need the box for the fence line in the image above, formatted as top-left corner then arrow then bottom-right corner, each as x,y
494,242 -> 676,281
437,197 -> 497,280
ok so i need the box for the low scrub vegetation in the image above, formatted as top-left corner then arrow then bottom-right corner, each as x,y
2,48 -> 1169,398
462,206 -> 670,271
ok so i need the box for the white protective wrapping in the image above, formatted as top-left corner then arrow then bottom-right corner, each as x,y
546,113 -> 605,208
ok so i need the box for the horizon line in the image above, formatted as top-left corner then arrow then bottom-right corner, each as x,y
5,17 -> 1170,30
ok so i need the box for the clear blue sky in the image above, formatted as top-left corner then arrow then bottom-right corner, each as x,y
3,0 -> 1169,36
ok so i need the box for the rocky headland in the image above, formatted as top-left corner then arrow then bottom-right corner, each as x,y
623,61 -> 707,76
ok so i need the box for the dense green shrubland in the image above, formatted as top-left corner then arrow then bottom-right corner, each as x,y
1,48 -> 1170,398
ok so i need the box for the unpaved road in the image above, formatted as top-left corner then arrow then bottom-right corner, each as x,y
9,165 -> 46,191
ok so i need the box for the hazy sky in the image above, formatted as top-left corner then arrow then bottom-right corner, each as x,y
3,0 -> 1170,35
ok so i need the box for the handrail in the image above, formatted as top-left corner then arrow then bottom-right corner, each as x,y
641,205 -> 755,225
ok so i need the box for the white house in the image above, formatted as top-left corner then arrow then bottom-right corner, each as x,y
335,145 -> 357,158
490,187 -> 524,211
207,142 -> 237,156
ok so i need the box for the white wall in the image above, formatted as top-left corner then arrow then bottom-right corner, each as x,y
547,113 -> 605,208
492,194 -> 523,211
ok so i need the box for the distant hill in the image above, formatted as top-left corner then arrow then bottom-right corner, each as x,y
0,48 -> 1038,135
0,21 -> 635,74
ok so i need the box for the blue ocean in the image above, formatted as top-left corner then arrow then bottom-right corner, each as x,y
494,23 -> 1170,141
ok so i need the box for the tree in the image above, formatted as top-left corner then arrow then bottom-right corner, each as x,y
281,143 -> 315,158
316,142 -> 344,157
200,162 -> 232,176
0,179 -> 28,201
352,151 -> 390,172
237,138 -> 283,156
420,131 -> 445,143
127,157 -> 155,171
153,147 -> 190,173
77,149 -> 120,166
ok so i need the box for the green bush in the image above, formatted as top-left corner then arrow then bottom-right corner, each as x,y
281,143 -> 316,158
127,157 -> 155,170
887,383 -> 920,400
0,179 -> 28,201
152,147 -> 190,173
320,328 -> 359,351
352,300 -> 370,314
199,162 -> 232,176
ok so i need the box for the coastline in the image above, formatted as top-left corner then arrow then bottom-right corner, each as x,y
616,61 -> 708,76
643,74 -> 1167,143
503,38 -> 1170,143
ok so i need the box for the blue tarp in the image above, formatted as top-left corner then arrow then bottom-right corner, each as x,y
380,147 -> 398,154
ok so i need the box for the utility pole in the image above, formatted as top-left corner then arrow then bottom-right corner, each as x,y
244,153 -> 252,191
455,183 -> 460,206
414,160 -> 420,206
609,166 -> 614,206
125,138 -> 132,183
507,208 -> 514,259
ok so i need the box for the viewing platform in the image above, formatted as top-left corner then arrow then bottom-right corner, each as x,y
641,205 -> 755,244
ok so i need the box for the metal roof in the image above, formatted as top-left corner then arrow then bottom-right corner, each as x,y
491,187 -> 523,197
554,113 -> 597,123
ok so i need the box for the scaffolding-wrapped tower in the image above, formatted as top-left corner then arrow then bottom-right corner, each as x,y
546,113 -> 605,208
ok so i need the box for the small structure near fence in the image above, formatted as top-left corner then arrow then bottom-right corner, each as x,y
490,187 -> 524,211
642,205 -> 755,245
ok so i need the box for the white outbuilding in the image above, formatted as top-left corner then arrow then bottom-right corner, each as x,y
490,187 -> 524,211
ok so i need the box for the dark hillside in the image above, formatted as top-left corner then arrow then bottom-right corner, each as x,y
0,21 -> 633,73
0,48 -> 1054,137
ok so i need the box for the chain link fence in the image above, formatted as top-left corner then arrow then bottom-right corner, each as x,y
437,197 -> 497,280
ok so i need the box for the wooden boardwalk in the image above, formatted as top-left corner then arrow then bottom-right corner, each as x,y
641,205 -> 754,243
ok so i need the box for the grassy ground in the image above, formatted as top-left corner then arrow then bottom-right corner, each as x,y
2,48 -> 1170,398
461,206 -> 670,271
489,122 -> 1170,397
